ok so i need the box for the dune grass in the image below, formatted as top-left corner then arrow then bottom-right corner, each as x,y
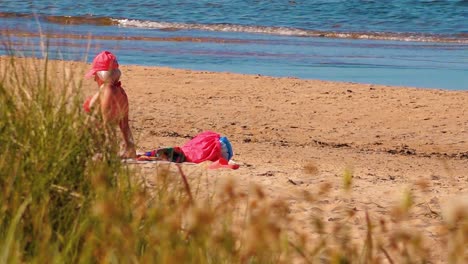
0,50 -> 466,263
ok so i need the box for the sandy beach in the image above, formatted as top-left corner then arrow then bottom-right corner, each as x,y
1,0 -> 467,261
4,56 -> 466,261
85,62 -> 468,262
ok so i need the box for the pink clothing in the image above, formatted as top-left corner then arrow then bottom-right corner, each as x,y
181,131 -> 223,163
85,51 -> 119,78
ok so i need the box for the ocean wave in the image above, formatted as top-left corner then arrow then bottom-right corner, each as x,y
0,12 -> 466,44
44,15 -> 117,26
0,12 -> 117,26
115,18 -> 468,44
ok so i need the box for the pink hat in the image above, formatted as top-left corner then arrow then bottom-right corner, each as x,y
85,51 -> 119,78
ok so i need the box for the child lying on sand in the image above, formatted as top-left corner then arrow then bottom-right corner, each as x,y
138,131 -> 239,169
83,51 -> 136,158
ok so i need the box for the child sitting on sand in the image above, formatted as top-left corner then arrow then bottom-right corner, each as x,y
83,51 -> 136,158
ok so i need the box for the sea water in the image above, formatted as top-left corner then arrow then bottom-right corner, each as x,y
0,0 -> 467,89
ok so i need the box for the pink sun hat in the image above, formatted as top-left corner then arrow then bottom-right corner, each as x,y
85,51 -> 119,78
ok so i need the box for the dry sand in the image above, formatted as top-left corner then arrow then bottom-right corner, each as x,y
106,64 -> 466,262
5,57 -> 467,261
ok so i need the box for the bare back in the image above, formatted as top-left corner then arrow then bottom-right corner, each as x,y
99,83 -> 129,124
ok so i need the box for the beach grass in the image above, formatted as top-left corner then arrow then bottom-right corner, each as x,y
0,47 -> 467,263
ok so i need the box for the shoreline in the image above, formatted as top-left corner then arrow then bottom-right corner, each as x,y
1,28 -> 467,90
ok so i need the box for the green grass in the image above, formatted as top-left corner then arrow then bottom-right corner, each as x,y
0,50 -> 466,263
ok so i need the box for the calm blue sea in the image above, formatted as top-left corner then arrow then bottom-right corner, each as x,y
1,0 -> 467,89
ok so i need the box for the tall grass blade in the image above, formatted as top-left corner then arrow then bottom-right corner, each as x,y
1,196 -> 32,263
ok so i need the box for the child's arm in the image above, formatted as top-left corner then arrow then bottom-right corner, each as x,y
88,91 -> 100,109
83,91 -> 100,113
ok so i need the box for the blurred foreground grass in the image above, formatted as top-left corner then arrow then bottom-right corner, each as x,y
0,52 -> 466,263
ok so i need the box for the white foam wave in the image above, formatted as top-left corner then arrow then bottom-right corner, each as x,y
115,19 -> 309,36
114,19 -> 468,44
